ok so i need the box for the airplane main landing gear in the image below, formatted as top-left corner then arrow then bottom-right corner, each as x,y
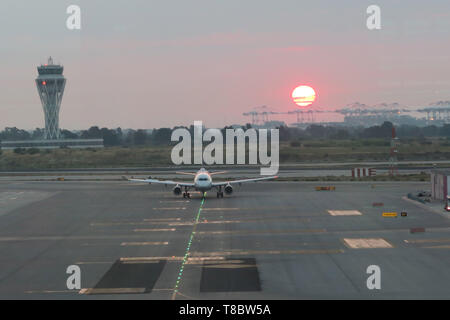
216,186 -> 224,198
183,186 -> 190,198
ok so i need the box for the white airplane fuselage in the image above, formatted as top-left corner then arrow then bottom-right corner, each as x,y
193,169 -> 213,192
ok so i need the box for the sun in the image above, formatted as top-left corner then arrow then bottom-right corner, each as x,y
292,85 -> 316,107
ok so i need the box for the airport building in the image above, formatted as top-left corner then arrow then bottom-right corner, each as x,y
431,170 -> 450,201
1,57 -> 104,150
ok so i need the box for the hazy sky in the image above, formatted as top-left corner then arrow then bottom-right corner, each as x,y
1,0 -> 450,130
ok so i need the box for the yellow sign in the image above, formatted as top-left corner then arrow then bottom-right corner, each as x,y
382,212 -> 398,217
315,186 -> 336,191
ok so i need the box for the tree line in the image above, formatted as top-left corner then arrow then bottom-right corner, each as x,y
2,122 -> 450,147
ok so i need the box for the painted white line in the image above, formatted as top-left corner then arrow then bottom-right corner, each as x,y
143,218 -> 181,222
190,249 -> 344,256
79,288 -> 146,295
422,245 -> 450,249
404,238 -> 450,244
328,210 -> 362,216
75,261 -> 113,265
120,256 -> 183,262
343,238 -> 393,249
120,241 -> 169,246
168,222 -> 194,226
196,229 -> 325,235
25,290 -> 75,294
133,228 -> 176,232
202,208 -> 240,211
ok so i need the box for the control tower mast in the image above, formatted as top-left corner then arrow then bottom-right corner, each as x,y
35,57 -> 66,140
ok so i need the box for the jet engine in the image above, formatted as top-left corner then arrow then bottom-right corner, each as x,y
173,185 -> 182,195
224,184 -> 233,195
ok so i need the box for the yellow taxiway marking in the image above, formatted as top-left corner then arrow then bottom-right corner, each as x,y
328,210 -> 362,216
79,288 -> 146,295
120,241 -> 169,246
133,228 -> 176,232
343,238 -> 393,249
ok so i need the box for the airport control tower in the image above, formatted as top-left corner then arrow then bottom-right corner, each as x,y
35,57 -> 66,140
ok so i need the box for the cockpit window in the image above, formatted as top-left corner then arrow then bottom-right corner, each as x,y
198,177 -> 209,181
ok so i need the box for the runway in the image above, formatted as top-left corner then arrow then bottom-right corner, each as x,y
0,180 -> 449,299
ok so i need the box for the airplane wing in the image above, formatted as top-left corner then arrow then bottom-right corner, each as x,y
212,176 -> 278,187
175,171 -> 197,176
127,177 -> 195,187
209,171 -> 228,175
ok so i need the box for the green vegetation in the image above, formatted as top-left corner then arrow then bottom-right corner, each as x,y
2,121 -> 450,170
0,138 -> 449,171
0,146 -> 172,170
276,173 -> 429,182
279,138 -> 450,163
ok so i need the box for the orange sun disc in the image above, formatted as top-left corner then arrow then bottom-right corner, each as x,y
292,85 -> 316,107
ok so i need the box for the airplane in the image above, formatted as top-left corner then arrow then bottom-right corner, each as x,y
126,167 -> 278,198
